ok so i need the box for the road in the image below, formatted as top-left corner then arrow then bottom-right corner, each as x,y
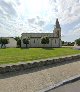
0,60 -> 80,92
48,80 -> 80,92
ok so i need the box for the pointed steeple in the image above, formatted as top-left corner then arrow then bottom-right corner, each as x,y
55,18 -> 60,28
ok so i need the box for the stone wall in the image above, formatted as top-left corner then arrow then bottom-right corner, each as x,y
0,54 -> 80,74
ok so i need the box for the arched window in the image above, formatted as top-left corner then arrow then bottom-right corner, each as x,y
55,39 -> 56,44
34,39 -> 35,43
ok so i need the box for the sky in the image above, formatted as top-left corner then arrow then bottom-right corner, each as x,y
0,0 -> 80,42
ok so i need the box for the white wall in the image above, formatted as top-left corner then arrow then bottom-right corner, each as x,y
0,38 -> 17,48
6,38 -> 17,48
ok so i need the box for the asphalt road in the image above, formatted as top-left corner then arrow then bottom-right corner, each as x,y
48,80 -> 80,92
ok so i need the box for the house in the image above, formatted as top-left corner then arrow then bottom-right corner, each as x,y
0,37 -> 17,48
21,18 -> 62,48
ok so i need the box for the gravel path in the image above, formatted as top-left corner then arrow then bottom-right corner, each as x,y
0,60 -> 80,92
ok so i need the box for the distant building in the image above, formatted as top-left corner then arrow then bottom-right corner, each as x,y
0,37 -> 17,48
21,18 -> 62,48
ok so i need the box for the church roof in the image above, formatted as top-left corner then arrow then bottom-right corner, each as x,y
22,33 -> 59,38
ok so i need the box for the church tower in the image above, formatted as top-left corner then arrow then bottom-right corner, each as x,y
54,18 -> 61,47
54,18 -> 61,37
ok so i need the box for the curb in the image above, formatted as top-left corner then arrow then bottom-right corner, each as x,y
0,54 -> 80,74
39,74 -> 80,92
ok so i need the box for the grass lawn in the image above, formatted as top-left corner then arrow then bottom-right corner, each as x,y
0,47 -> 80,64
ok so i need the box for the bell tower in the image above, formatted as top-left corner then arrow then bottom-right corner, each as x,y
54,18 -> 61,37
54,18 -> 61,47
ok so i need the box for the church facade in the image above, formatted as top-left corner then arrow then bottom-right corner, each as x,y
21,19 -> 61,48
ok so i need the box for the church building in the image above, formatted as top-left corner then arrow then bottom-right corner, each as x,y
21,19 -> 61,48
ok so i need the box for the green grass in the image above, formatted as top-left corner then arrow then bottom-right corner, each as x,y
0,47 -> 80,64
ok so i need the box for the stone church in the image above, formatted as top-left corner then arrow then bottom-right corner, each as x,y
21,19 -> 61,48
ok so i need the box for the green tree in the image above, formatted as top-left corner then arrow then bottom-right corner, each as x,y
14,37 -> 21,47
41,37 -> 46,44
14,37 -> 20,41
23,38 -> 29,48
0,38 -> 2,48
17,39 -> 21,47
0,38 -> 9,48
75,38 -> 80,46
62,41 -> 64,45
71,42 -> 75,46
41,36 -> 49,47
45,37 -> 49,44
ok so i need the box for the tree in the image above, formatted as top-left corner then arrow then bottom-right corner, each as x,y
14,37 -> 20,41
45,37 -> 49,44
71,42 -> 75,46
62,41 -> 64,45
0,38 -> 9,48
75,38 -> 80,46
41,36 -> 49,47
0,38 -> 2,48
14,37 -> 21,47
41,37 -> 46,44
17,39 -> 21,47
23,38 -> 29,48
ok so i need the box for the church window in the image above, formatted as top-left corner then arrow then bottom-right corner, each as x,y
55,39 -> 56,44
34,39 -> 35,43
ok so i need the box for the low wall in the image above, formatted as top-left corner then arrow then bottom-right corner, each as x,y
0,54 -> 80,74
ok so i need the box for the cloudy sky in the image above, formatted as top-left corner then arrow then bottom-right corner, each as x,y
0,0 -> 80,42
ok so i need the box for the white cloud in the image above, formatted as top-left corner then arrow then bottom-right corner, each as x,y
74,23 -> 80,29
61,26 -> 80,42
0,0 -> 80,42
73,28 -> 80,35
49,0 -> 80,24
